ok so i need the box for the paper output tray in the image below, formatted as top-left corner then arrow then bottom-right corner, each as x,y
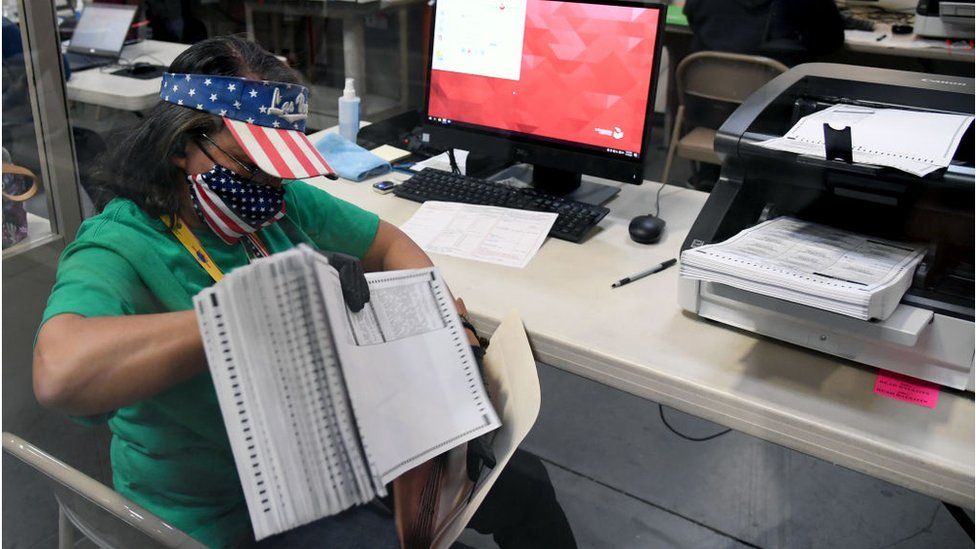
679,278 -> 975,390
706,283 -> 934,347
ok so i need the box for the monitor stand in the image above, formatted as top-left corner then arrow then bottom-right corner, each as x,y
487,163 -> 620,206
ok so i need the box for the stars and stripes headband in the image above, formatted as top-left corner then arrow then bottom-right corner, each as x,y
160,72 -> 336,180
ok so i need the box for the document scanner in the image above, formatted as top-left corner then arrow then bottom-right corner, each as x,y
914,0 -> 975,40
678,63 -> 975,391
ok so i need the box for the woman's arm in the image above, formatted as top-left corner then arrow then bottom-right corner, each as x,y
361,220 -> 433,271
33,220 -> 451,418
33,311 -> 208,416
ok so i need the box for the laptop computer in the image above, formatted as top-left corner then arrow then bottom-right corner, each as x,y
63,3 -> 137,72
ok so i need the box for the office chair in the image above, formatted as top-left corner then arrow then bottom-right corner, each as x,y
661,51 -> 788,187
2,432 -> 205,549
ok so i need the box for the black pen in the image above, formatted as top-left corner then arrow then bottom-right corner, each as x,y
875,34 -> 887,42
611,258 -> 677,288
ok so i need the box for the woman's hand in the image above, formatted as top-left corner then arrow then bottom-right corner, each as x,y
455,297 -> 481,346
323,251 -> 370,312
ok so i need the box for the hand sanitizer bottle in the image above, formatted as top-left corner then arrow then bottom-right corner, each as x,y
338,78 -> 361,143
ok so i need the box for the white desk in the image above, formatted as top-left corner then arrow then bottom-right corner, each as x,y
65,40 -> 190,111
303,132 -> 975,508
844,26 -> 976,63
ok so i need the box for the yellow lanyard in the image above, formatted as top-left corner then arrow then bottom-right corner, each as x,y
164,216 -> 225,282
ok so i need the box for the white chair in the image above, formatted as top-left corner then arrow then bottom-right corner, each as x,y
2,432 -> 205,549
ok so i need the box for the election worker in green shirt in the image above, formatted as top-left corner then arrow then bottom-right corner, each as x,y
32,36 -> 576,548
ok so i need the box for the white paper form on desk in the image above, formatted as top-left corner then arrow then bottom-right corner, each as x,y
400,201 -> 557,268
759,104 -> 974,176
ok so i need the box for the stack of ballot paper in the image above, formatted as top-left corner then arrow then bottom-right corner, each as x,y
194,245 -> 500,540
680,217 -> 927,321
759,104 -> 974,177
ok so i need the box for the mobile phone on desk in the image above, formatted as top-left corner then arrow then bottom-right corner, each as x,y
372,180 -> 398,194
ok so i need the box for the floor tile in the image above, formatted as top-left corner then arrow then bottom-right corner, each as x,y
522,363 -> 972,549
457,457 -> 750,549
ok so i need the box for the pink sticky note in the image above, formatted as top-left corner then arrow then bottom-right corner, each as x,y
874,370 -> 940,409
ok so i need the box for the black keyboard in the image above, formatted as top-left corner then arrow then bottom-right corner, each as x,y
392,168 -> 610,243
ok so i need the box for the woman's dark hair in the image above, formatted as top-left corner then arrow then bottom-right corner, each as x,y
93,35 -> 302,218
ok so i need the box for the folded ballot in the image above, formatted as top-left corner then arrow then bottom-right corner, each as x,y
680,217 -> 926,321
194,245 -> 500,541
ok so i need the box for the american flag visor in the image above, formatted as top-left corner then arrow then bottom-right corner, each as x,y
160,72 -> 336,180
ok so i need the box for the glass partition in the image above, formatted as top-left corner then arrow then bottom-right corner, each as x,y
60,0 -> 430,145
3,4 -> 109,549
4,0 -> 87,254
232,0 -> 428,128
51,0 -> 430,222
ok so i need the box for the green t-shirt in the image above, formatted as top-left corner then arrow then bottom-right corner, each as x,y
40,180 -> 379,548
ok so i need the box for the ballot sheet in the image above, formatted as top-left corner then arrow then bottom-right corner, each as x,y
195,245 -> 500,540
680,217 -> 927,320
759,104 -> 974,176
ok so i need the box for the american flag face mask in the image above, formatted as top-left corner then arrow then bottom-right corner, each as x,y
160,73 -> 336,181
187,165 -> 286,245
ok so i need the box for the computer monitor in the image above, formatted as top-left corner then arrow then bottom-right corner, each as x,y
67,3 -> 137,58
423,0 -> 666,204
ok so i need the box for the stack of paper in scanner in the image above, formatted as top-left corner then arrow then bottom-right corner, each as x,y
194,245 -> 500,541
680,217 -> 927,321
759,104 -> 974,177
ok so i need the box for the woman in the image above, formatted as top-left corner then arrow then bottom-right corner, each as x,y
33,36 -> 575,548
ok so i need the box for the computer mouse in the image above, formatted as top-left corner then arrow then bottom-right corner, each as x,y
628,214 -> 666,244
130,62 -> 155,75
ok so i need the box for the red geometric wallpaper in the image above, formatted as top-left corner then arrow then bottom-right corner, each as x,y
428,1 -> 660,154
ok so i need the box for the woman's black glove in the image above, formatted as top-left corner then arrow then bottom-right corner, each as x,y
324,251 -> 370,312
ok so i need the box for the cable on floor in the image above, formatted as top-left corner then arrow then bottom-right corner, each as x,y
658,404 -> 731,442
